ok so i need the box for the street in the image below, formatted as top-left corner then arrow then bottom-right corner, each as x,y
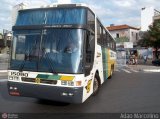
0,66 -> 160,113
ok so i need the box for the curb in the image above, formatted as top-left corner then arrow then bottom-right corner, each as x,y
143,69 -> 160,72
124,65 -> 160,72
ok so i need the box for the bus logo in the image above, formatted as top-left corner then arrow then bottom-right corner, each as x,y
35,78 -> 41,84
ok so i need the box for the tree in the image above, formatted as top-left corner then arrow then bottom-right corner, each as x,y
138,19 -> 160,59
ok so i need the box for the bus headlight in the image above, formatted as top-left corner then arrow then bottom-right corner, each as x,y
68,81 -> 74,86
9,86 -> 13,90
8,76 -> 20,81
14,76 -> 19,81
76,81 -> 82,86
9,76 -> 13,80
61,81 -> 67,85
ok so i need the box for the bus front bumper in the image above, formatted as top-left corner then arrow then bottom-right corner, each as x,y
8,81 -> 83,103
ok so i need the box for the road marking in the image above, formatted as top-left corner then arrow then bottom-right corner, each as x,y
129,68 -> 139,72
122,69 -> 131,73
115,69 -> 120,72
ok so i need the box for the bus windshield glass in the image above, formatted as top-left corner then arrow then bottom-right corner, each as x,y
16,8 -> 86,25
10,29 -> 84,73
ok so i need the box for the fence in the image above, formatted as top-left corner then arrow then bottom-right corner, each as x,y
116,51 -> 126,66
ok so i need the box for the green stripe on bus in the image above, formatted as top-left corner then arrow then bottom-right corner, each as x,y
36,74 -> 61,80
36,74 -> 49,79
48,75 -> 61,80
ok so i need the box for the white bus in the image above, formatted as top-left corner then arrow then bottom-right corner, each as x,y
8,3 -> 116,103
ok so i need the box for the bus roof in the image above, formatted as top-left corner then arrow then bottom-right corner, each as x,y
21,3 -> 89,10
17,3 -> 115,42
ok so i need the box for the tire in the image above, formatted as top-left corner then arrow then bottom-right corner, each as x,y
92,74 -> 100,96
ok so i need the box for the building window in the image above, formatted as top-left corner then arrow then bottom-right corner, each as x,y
116,33 -> 119,38
132,32 -> 134,36
136,33 -> 138,40
87,10 -> 95,32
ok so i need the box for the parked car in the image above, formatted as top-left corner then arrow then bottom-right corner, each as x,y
152,59 -> 160,66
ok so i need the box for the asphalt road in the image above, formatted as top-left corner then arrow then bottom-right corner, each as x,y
0,69 -> 160,114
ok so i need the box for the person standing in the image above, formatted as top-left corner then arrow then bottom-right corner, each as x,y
143,55 -> 147,64
135,55 -> 138,65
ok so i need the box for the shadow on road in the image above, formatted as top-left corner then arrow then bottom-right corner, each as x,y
0,80 -> 38,104
37,99 -> 70,106
0,80 -> 71,107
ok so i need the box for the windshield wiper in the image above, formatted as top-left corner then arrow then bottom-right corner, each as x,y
40,51 -> 58,74
18,39 -> 39,72
18,31 -> 58,74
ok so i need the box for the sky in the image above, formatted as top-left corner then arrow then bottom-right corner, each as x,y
0,0 -> 160,33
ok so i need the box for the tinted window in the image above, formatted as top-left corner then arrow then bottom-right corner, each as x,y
87,10 -> 95,32
16,8 -> 87,25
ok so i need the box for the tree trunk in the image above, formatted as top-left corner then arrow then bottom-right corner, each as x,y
155,47 -> 159,59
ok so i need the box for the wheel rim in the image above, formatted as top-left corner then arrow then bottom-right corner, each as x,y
93,77 -> 99,93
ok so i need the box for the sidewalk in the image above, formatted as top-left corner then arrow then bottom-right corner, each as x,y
0,70 -> 8,78
126,58 -> 160,72
0,62 -> 8,77
0,63 -> 8,74
127,64 -> 160,72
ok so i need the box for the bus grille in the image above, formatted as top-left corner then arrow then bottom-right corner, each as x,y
21,77 -> 57,85
21,77 -> 35,82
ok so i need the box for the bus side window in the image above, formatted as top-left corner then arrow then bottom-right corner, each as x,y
85,31 -> 95,76
86,32 -> 94,63
86,33 -> 91,63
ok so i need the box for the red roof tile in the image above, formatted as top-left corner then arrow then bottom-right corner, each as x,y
107,24 -> 139,31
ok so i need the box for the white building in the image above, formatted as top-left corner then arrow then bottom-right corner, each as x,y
153,9 -> 160,21
141,7 -> 155,31
12,3 -> 28,26
107,24 -> 140,48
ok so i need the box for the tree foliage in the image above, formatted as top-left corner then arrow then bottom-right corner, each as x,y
148,19 -> 160,48
138,19 -> 160,59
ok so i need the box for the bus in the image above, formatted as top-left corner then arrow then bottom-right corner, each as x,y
8,3 -> 116,103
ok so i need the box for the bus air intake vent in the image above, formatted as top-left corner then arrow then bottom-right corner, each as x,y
21,77 -> 57,85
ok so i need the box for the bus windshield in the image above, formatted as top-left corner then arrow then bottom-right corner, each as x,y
10,29 -> 84,74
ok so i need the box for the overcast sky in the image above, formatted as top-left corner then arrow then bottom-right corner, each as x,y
0,0 -> 160,33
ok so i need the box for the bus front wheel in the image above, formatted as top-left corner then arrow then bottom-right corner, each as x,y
92,74 -> 100,96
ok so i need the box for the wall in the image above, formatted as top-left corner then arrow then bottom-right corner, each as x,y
129,29 -> 139,45
109,28 -> 139,48
141,7 -> 154,31
110,29 -> 129,39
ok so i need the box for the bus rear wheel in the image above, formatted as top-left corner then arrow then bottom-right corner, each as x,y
108,65 -> 114,79
92,74 -> 100,96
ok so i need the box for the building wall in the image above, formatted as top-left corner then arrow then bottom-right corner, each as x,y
110,29 -> 129,39
129,29 -> 139,45
141,7 -> 154,31
12,3 -> 28,26
109,28 -> 139,48
153,9 -> 160,21
153,15 -> 160,21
